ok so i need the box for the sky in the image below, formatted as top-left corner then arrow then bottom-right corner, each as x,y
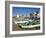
12,7 -> 40,16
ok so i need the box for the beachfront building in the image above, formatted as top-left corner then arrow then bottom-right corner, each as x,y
37,13 -> 40,18
15,14 -> 32,24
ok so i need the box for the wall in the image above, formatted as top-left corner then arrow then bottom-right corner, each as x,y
0,0 -> 46,38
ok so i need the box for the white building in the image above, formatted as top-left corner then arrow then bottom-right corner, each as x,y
37,13 -> 40,18
16,14 -> 19,18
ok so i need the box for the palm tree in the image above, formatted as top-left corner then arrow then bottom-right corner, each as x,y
30,13 -> 33,19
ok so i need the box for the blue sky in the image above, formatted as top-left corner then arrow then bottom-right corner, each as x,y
12,7 -> 40,16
